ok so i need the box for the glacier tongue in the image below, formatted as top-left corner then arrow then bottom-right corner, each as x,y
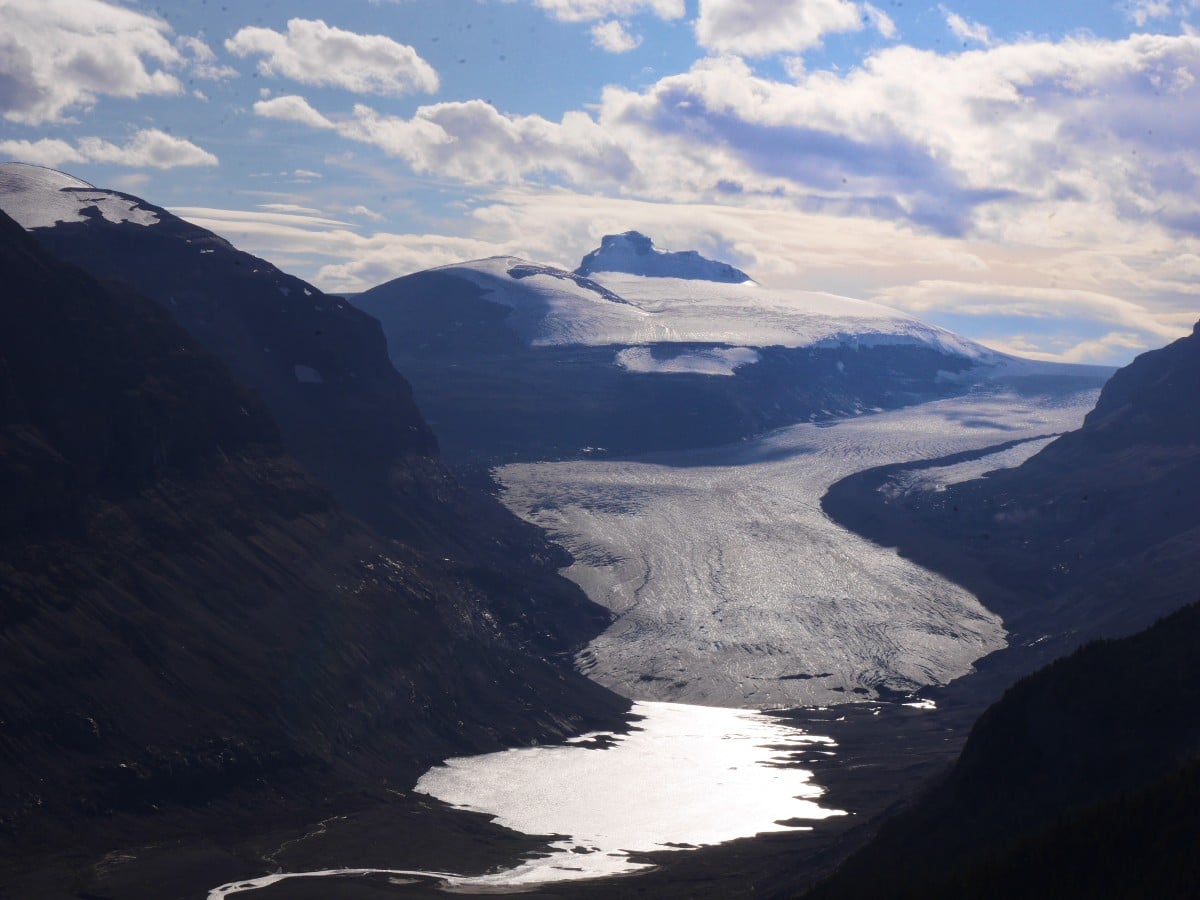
497,391 -> 1100,708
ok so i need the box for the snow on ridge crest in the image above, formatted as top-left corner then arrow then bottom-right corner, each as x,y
0,161 -> 160,229
431,256 -> 994,361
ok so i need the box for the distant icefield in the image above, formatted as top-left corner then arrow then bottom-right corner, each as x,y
498,391 -> 1100,708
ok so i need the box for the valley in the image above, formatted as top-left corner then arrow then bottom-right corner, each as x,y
190,389 -> 1100,899
1,164 -> 1194,900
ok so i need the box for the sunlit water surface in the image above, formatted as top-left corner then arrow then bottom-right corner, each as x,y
209,702 -> 840,895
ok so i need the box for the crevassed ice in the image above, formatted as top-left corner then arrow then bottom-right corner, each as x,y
498,391 -> 1099,708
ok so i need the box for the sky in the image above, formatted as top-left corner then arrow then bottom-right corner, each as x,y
1,1 -> 1199,365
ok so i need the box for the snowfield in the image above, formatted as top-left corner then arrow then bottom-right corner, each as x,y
0,163 -> 160,228
430,256 -> 996,362
497,391 -> 1100,708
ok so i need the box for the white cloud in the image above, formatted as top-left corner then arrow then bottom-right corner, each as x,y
348,205 -> 384,221
252,35 -> 1200,250
0,138 -> 85,168
941,7 -> 993,46
862,3 -> 898,40
0,129 -> 217,169
176,35 -> 237,81
255,97 -> 635,187
531,0 -> 684,23
1124,1 -> 1175,27
982,331 -> 1150,364
694,0 -> 864,56
592,20 -> 643,52
872,280 -> 1182,341
0,0 -> 183,124
260,203 -> 325,215
226,18 -> 438,96
169,204 -> 508,291
254,94 -> 335,129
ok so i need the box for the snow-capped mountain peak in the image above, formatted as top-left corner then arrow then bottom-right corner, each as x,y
575,231 -> 752,284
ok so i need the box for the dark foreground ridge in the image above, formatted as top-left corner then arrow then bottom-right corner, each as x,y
812,322 -> 1200,898
809,600 -> 1200,900
0,204 -> 626,895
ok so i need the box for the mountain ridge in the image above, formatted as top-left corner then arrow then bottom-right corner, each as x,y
0,178 -> 629,893
352,242 -> 1106,464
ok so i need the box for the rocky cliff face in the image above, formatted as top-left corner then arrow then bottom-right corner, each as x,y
0,205 -> 625,881
575,231 -> 752,282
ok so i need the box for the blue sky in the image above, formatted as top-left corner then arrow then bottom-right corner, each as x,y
2,0 -> 1199,364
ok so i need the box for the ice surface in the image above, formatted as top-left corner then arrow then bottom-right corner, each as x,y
497,392 -> 1100,708
0,162 -> 160,228
615,346 -> 760,376
594,273 -> 993,360
879,437 -> 1058,498
208,702 -> 840,896
433,257 -> 994,360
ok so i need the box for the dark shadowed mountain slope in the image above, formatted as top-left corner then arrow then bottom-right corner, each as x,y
0,163 -> 436,542
0,208 -> 626,884
0,163 -> 610,656
807,600 -> 1200,900
823,321 -> 1200,691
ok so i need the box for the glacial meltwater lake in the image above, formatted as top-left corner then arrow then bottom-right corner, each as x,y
209,702 -> 841,896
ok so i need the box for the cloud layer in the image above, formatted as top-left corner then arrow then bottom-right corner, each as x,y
259,34 -> 1200,245
0,129 -> 217,169
226,18 -> 438,96
0,0 -> 183,124
694,0 -> 866,56
531,0 -> 684,23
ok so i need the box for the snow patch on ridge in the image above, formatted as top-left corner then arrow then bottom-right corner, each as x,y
616,346 -> 761,376
0,162 -> 160,229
